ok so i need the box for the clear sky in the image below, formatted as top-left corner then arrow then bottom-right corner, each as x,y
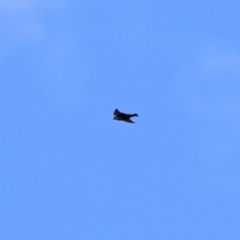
1,0 -> 240,239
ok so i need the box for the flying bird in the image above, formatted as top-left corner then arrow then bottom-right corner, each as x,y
113,109 -> 139,123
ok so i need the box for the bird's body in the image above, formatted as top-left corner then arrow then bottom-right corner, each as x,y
113,109 -> 138,123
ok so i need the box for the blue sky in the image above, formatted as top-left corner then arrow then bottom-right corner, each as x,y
1,0 -> 240,239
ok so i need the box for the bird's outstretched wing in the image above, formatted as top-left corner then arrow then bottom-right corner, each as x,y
123,118 -> 135,123
114,109 -> 122,116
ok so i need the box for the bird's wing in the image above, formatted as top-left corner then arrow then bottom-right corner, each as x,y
114,109 -> 122,115
123,118 -> 135,123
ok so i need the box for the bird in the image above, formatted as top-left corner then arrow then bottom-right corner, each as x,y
113,109 -> 139,123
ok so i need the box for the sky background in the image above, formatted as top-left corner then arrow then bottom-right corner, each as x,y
1,0 -> 240,239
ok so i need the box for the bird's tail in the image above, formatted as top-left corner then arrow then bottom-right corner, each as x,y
132,113 -> 138,117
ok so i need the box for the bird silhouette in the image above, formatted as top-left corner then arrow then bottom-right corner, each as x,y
113,109 -> 138,123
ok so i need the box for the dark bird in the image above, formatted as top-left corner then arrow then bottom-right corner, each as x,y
113,109 -> 139,123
